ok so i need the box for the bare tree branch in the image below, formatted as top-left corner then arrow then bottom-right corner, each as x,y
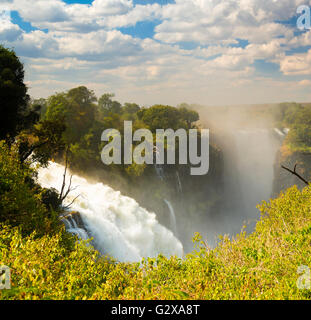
63,195 -> 80,210
61,174 -> 73,202
59,148 -> 69,200
281,164 -> 310,186
57,147 -> 81,210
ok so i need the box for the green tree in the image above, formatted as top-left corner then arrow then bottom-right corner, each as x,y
31,98 -> 48,118
137,105 -> 186,132
18,118 -> 66,165
98,93 -> 122,116
0,142 -> 60,236
0,45 -> 31,142
178,107 -> 199,129
123,103 -> 140,114
45,87 -> 97,144
287,106 -> 311,153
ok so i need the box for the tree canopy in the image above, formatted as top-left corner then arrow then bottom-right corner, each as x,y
277,103 -> 311,153
0,45 -> 31,141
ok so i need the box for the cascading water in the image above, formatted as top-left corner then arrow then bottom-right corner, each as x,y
37,162 -> 183,262
215,128 -> 282,237
61,214 -> 89,240
176,171 -> 183,193
274,128 -> 285,137
164,199 -> 178,237
154,164 -> 165,180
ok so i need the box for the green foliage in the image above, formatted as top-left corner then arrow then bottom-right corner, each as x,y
31,98 -> 47,118
0,226 -> 96,300
41,88 -> 199,179
38,188 -> 62,212
0,45 -> 31,142
45,87 -> 97,144
125,163 -> 147,177
178,106 -> 199,129
137,105 -> 197,132
0,141 -> 60,236
18,118 -> 66,165
98,93 -> 122,117
123,103 -> 140,115
1,185 -> 311,300
276,103 -> 311,153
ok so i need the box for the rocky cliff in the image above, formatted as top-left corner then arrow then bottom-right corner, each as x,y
273,144 -> 311,197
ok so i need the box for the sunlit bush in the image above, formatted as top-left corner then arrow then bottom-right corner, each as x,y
1,185 -> 311,300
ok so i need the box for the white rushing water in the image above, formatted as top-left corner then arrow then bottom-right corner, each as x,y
176,171 -> 183,193
37,162 -> 183,262
61,215 -> 89,240
274,128 -> 285,137
164,199 -> 178,237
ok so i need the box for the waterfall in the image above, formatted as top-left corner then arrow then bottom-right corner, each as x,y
233,129 -> 279,221
68,215 -> 78,229
218,128 -> 282,236
36,162 -> 183,262
154,164 -> 165,180
67,226 -> 89,241
61,214 -> 89,241
274,128 -> 285,137
164,199 -> 178,237
61,216 -> 71,230
176,171 -> 183,193
153,147 -> 165,180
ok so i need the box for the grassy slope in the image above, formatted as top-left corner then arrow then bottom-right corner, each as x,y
1,185 -> 311,300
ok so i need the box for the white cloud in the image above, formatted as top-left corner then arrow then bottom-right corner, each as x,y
12,0 -> 68,23
9,0 -> 137,31
280,49 -> 311,75
298,79 -> 311,86
0,17 -> 22,41
1,0 -> 311,105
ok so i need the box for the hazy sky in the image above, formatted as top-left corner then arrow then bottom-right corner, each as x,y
1,0 -> 311,106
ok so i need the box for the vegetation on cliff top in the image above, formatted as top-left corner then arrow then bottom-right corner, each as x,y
1,183 -> 311,300
276,102 -> 311,154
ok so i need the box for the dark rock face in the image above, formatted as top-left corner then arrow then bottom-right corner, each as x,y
125,144 -> 225,252
69,211 -> 85,229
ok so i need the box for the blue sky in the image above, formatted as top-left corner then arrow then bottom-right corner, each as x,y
11,0 -> 173,36
1,0 -> 311,106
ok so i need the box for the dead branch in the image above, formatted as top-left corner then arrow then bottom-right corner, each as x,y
58,147 -> 78,206
63,195 -> 80,210
61,174 -> 73,201
59,147 -> 69,201
281,164 -> 310,186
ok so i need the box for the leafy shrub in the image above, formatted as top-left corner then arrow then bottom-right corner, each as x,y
1,185 -> 311,300
0,141 -> 60,236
